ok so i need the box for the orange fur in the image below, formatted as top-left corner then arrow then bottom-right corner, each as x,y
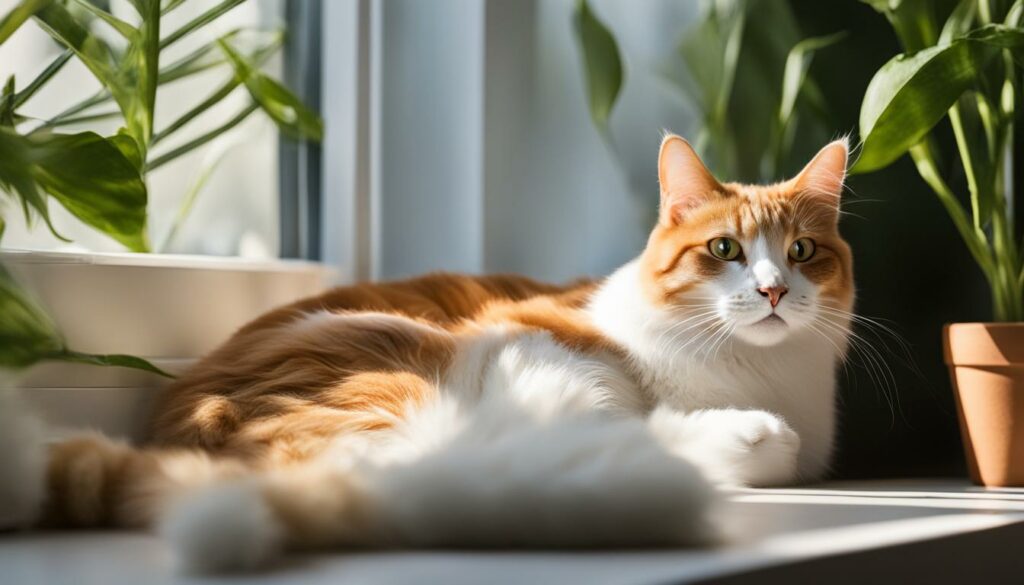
36,139 -> 854,534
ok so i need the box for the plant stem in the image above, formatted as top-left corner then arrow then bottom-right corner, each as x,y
145,101 -> 258,171
909,141 -> 997,279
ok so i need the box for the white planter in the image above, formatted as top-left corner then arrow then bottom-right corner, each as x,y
3,249 -> 335,440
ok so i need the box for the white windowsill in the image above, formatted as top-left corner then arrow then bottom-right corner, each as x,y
2,479 -> 1021,584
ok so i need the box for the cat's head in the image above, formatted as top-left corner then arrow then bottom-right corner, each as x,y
639,134 -> 854,347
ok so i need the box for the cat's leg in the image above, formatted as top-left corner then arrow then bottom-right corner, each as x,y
647,407 -> 801,487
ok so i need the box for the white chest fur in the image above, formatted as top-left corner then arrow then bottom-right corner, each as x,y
587,261 -> 845,478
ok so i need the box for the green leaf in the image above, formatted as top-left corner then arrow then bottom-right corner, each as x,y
853,39 -> 1001,174
218,40 -> 323,141
12,49 -> 73,109
0,127 -> 149,251
161,0 -> 245,50
35,0 -> 159,150
0,263 -> 63,370
29,130 -> 150,251
862,0 -> 939,52
0,0 -> 49,45
572,0 -> 624,131
939,0 -> 977,45
110,128 -> 144,171
146,101 -> 258,170
0,128 -> 65,241
778,32 -> 847,134
58,350 -> 173,378
154,31 -> 284,145
69,0 -> 136,39
0,263 -> 173,377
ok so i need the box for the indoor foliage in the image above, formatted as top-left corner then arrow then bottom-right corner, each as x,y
0,0 -> 322,373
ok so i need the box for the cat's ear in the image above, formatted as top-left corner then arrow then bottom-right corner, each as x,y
658,134 -> 723,226
790,139 -> 849,215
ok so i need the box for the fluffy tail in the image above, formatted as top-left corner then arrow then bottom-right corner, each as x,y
0,389 -> 246,531
163,403 -> 719,573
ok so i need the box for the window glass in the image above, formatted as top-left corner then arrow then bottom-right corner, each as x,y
0,0 -> 283,257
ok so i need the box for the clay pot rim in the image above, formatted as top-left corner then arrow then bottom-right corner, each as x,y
944,322 -> 1024,367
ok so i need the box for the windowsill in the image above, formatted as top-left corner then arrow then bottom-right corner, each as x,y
0,248 -> 329,272
2,479 -> 1021,584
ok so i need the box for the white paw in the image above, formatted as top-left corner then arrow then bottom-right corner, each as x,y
0,390 -> 47,529
649,408 -> 801,487
161,481 -> 282,574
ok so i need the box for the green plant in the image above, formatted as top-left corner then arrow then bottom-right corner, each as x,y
852,0 -> 1024,320
0,0 -> 322,375
573,0 -> 843,183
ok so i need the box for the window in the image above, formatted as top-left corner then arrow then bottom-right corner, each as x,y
0,0 -> 293,258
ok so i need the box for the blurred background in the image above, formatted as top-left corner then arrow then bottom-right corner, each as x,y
1,0 -> 994,478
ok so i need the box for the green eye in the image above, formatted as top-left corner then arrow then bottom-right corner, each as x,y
708,237 -> 742,261
789,237 -> 816,262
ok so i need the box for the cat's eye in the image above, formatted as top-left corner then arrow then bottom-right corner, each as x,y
789,238 -> 816,262
708,237 -> 742,261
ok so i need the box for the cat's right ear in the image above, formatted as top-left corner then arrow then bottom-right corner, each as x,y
658,134 -> 723,226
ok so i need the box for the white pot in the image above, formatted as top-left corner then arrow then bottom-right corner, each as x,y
3,249 -> 335,440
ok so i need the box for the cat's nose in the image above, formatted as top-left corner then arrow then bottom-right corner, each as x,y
758,286 -> 788,308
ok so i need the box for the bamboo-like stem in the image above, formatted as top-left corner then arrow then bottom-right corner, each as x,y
909,142 -> 997,280
145,102 -> 258,171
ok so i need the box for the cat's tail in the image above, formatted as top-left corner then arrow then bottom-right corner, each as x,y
0,389 -> 247,532
161,399 -> 720,573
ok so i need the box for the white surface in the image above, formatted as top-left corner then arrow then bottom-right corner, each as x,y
3,250 -> 332,357
2,480 -> 1022,584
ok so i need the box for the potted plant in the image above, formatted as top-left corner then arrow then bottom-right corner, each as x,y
0,0 -> 330,438
852,0 -> 1024,485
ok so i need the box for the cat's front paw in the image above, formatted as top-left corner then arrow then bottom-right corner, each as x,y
649,408 -> 800,487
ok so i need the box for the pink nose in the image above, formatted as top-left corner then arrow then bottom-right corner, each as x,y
758,286 -> 788,308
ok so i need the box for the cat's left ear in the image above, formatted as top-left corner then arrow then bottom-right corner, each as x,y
790,139 -> 848,220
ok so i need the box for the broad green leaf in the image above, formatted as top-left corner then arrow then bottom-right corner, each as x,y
853,39 -> 1000,174
778,32 -> 846,134
0,0 -> 49,45
0,127 -> 149,251
111,128 -> 144,170
0,263 -> 63,370
572,0 -> 624,131
218,40 -> 323,141
30,131 -> 149,251
0,128 -> 65,240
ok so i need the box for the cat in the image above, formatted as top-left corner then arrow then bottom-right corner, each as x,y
0,134 -> 853,573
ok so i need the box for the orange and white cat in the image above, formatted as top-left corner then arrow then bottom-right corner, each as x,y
0,135 -> 853,573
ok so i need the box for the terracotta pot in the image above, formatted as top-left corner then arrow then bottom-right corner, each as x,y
943,323 -> 1024,487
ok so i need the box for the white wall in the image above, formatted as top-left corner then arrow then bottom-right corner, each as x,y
323,0 -> 700,283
